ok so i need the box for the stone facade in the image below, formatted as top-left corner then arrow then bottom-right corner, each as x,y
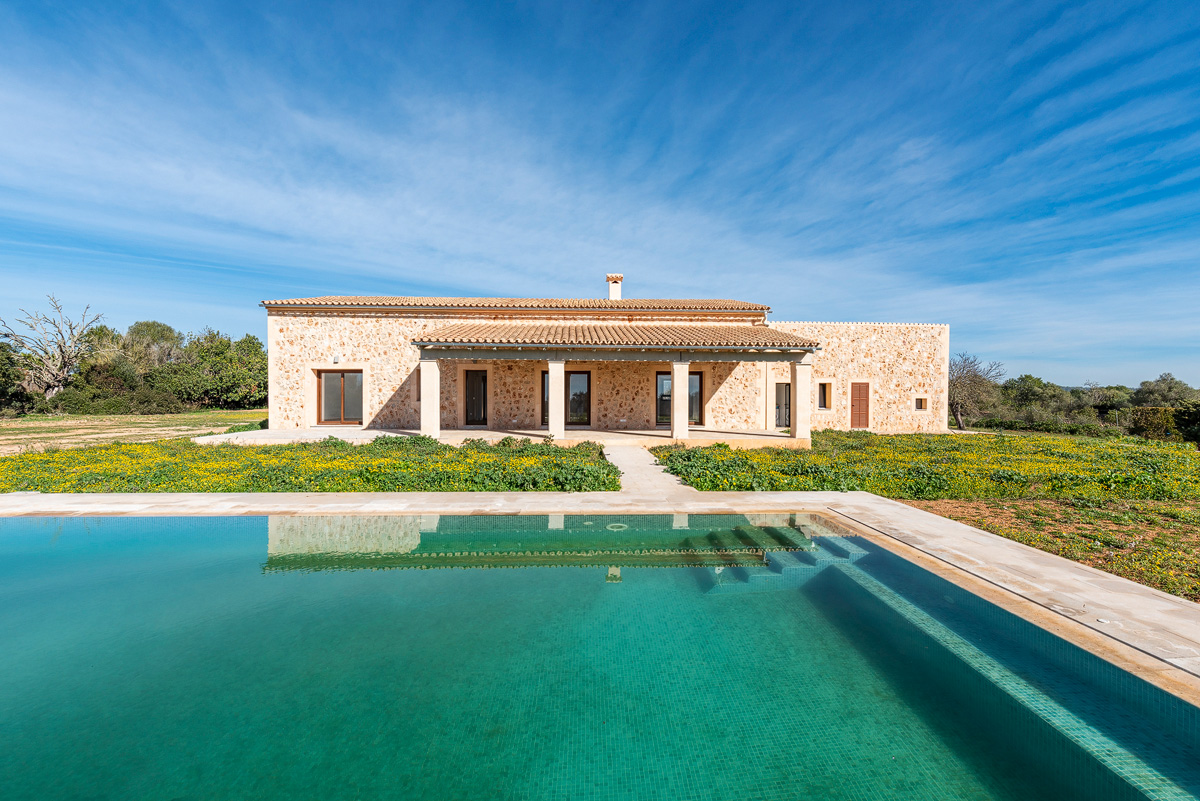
266,307 -> 948,434
766,322 -> 950,434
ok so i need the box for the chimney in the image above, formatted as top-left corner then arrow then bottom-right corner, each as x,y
606,273 -> 623,300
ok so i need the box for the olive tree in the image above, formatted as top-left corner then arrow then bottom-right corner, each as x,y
948,352 -> 1004,430
0,296 -> 103,398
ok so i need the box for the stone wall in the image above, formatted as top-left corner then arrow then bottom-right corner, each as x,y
766,321 -> 950,433
267,308 -> 948,433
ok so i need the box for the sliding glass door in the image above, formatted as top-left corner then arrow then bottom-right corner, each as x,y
319,371 -> 363,424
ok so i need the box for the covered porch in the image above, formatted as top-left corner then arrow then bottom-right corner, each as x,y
413,322 -> 819,447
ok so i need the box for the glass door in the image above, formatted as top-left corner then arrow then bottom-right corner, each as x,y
464,370 -> 487,425
775,382 -> 791,427
319,371 -> 363,424
567,372 -> 590,425
655,372 -> 702,426
656,373 -> 672,425
540,371 -> 591,426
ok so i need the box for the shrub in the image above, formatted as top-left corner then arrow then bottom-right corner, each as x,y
1125,407 -> 1179,441
971,418 -> 1123,438
1175,401 -> 1200,445
225,418 -> 269,434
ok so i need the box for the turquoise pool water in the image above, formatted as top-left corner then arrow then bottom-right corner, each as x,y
1,514 -> 1197,801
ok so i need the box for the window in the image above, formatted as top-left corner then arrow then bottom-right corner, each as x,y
656,372 -> 702,426
541,371 -> 592,426
818,383 -> 831,410
915,397 -> 928,411
319,371 -> 363,424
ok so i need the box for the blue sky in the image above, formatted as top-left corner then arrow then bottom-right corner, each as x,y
1,0 -> 1198,385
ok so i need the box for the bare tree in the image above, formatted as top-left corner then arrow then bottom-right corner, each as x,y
0,296 -> 103,398
948,352 -> 1004,430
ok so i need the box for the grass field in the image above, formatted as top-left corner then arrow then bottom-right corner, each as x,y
0,435 -> 620,493
0,410 -> 268,455
904,498 -> 1200,601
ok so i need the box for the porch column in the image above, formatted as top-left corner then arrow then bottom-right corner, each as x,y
671,360 -> 690,440
790,354 -> 813,442
547,359 -> 566,440
419,358 -> 441,438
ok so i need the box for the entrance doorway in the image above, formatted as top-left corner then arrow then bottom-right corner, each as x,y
850,382 -> 870,429
775,382 -> 791,427
655,372 -> 702,426
540,371 -> 592,426
464,370 -> 487,425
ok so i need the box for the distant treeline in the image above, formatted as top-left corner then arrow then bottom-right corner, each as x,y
1,300 -> 266,415
951,358 -> 1199,442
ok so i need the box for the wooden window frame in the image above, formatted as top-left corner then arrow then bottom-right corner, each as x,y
317,370 -> 364,425
914,397 -> 929,412
818,382 -> 832,410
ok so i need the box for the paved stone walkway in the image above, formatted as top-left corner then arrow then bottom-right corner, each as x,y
601,445 -> 697,500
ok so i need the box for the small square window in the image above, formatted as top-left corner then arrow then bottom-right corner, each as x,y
915,397 -> 928,411
818,383 -> 832,410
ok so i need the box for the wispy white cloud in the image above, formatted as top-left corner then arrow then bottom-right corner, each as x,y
0,0 -> 1198,386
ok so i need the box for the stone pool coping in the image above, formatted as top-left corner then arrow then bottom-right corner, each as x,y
3,484 -> 1200,705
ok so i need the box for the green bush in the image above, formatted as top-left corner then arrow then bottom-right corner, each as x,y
225,418 -> 269,433
1175,401 -> 1200,445
146,330 -> 267,409
1125,407 -> 1179,440
972,418 -> 1123,438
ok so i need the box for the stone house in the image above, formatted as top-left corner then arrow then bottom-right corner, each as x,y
263,275 -> 949,446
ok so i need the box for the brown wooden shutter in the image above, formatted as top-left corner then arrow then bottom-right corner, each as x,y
850,383 -> 870,429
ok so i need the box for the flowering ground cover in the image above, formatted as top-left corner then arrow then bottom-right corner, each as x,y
0,436 -> 620,492
653,431 -> 1200,599
651,431 -> 1200,500
904,499 -> 1200,601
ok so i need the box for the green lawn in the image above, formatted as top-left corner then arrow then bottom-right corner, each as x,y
0,435 -> 620,493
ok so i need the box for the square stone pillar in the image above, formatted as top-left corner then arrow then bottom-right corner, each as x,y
790,356 -> 812,443
547,360 -> 566,440
671,360 -> 690,440
419,359 -> 441,438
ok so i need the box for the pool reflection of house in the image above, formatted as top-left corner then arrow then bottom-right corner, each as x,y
263,275 -> 949,447
263,513 -> 823,573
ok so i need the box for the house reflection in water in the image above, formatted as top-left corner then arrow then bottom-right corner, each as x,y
263,513 -> 825,577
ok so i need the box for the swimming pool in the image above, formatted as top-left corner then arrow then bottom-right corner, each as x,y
1,513 -> 1197,800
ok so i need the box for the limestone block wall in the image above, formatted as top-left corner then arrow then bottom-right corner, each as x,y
267,515 -> 428,554
766,321 -> 950,434
266,308 -> 948,434
267,308 -> 776,431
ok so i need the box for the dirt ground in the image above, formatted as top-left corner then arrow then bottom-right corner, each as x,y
903,498 -> 1200,601
0,410 -> 267,455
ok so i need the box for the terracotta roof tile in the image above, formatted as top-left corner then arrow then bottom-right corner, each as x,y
414,323 -> 817,349
261,296 -> 769,311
